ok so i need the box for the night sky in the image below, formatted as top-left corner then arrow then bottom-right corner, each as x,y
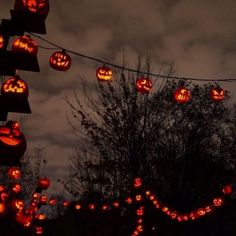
1,0 -> 236,194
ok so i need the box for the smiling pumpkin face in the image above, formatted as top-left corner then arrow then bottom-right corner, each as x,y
210,87 -> 225,101
96,66 -> 112,81
49,51 -> 72,71
136,77 -> 153,93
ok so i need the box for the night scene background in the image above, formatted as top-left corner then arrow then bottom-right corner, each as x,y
0,0 -> 236,235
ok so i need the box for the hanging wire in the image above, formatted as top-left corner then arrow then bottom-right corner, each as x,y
28,32 -> 236,82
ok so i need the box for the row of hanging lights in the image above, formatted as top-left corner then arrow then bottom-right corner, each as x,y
2,34 -> 226,103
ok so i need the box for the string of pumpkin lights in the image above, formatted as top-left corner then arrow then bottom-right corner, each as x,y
27,32 -> 236,83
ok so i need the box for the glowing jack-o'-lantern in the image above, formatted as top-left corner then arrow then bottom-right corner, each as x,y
14,0 -> 49,17
213,197 -> 224,207
136,206 -> 144,216
38,177 -> 50,190
1,76 -> 29,98
210,87 -> 225,101
113,201 -> 119,208
62,200 -> 70,208
49,50 -> 71,71
8,167 -> 21,179
197,208 -> 206,216
96,65 -> 112,81
0,192 -> 9,202
0,35 -> 4,49
34,226 -> 43,235
88,203 -> 96,210
75,203 -> 82,210
135,195 -> 143,202
174,87 -> 191,103
134,177 -> 142,188
11,199 -> 25,211
101,204 -> 109,211
39,195 -> 47,205
125,197 -> 133,204
11,183 -> 22,193
12,35 -> 38,55
0,202 -> 6,215
49,197 -> 57,206
222,185 -> 232,195
0,121 -> 26,163
136,77 -> 153,93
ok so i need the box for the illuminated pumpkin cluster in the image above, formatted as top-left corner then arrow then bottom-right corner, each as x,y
14,0 -> 49,17
12,35 -> 38,55
136,77 -> 153,93
96,65 -> 112,81
1,76 -> 29,98
49,50 -> 71,71
173,87 -> 191,103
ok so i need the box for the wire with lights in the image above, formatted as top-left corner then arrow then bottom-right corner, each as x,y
27,32 -> 236,83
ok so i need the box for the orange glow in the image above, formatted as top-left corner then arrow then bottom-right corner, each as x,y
210,87 -> 224,101
8,167 -> 21,179
39,195 -> 47,204
145,191 -> 151,196
197,208 -> 206,216
0,185 -> 5,192
11,199 -> 24,211
213,197 -> 224,207
12,35 -> 38,54
88,203 -> 95,210
34,226 -> 43,235
49,197 -> 57,206
135,195 -> 143,202
134,177 -> 142,188
75,203 -> 81,210
125,197 -> 133,204
102,204 -> 109,211
22,0 -> 49,15
11,183 -> 22,193
38,177 -> 50,190
96,66 -> 112,81
174,87 -> 191,103
136,206 -> 144,216
113,201 -> 119,208
136,77 -> 153,93
35,213 -> 46,220
0,192 -> 9,202
0,202 -> 6,214
0,35 -> 4,49
49,51 -> 71,71
62,200 -> 70,208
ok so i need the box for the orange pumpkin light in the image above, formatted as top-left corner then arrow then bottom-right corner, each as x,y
135,195 -> 143,202
75,203 -> 82,210
0,192 -> 9,202
8,167 -> 21,179
49,197 -> 57,206
96,65 -> 112,81
11,199 -> 25,211
0,202 -> 6,215
12,35 -> 38,55
38,177 -> 50,190
88,203 -> 95,210
133,177 -> 142,188
210,87 -> 225,101
101,204 -> 109,211
113,201 -> 119,208
34,226 -> 44,235
136,77 -> 153,93
35,213 -> 46,220
39,195 -> 47,205
16,211 -> 33,227
136,206 -> 144,216
1,76 -> 29,98
62,200 -> 70,208
197,208 -> 206,216
11,183 -> 22,193
0,121 -> 26,163
213,197 -> 224,207
222,185 -> 232,195
0,185 -> 5,192
174,87 -> 191,103
49,50 -> 71,71
14,0 -> 49,17
0,35 -> 4,49
125,197 -> 133,204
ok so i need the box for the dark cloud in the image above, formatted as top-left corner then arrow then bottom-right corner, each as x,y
2,0 -> 236,193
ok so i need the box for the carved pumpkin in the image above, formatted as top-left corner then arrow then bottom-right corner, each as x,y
222,185 -> 232,195
49,197 -> 57,206
113,201 -> 119,208
35,213 -> 46,220
213,197 -> 223,207
96,65 -> 112,81
134,177 -> 142,188
62,200 -> 70,208
14,0 -> 49,17
11,199 -> 25,211
136,206 -> 144,216
197,208 -> 206,216
39,195 -> 47,205
34,226 -> 43,235
88,203 -> 95,210
0,121 -> 26,164
38,177 -> 50,190
11,183 -> 22,193
75,203 -> 82,210
1,76 -> 29,98
135,195 -> 143,202
136,77 -> 153,93
173,87 -> 191,104
0,185 -> 5,192
8,167 -> 21,179
125,197 -> 133,204
0,35 -> 4,49
0,192 -> 9,202
49,50 -> 71,71
210,87 -> 225,101
101,204 -> 108,211
0,202 -> 6,215
12,35 -> 38,55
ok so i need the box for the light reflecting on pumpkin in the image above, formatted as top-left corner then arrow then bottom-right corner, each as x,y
136,77 -> 153,93
174,87 -> 191,103
49,51 -> 71,71
96,66 -> 112,81
210,87 -> 224,101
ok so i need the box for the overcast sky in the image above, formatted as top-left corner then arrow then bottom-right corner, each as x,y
2,0 -> 236,194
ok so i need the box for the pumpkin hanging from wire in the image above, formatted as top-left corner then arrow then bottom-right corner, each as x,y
0,35 -> 4,49
49,50 -> 72,71
96,65 -> 112,81
210,87 -> 224,101
136,77 -> 153,93
173,87 -> 191,104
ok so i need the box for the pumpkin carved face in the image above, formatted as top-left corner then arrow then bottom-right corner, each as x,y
16,211 -> 33,227
0,35 -> 4,49
34,226 -> 43,235
11,183 -> 22,193
11,199 -> 25,211
210,87 -> 224,101
134,177 -> 142,188
1,76 -> 29,97
38,177 -> 50,190
96,66 -> 112,81
213,197 -> 223,207
173,87 -> 191,103
15,0 -> 50,16
0,202 -> 6,215
49,51 -> 71,71
136,77 -> 153,93
12,35 -> 38,55
8,167 -> 21,179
